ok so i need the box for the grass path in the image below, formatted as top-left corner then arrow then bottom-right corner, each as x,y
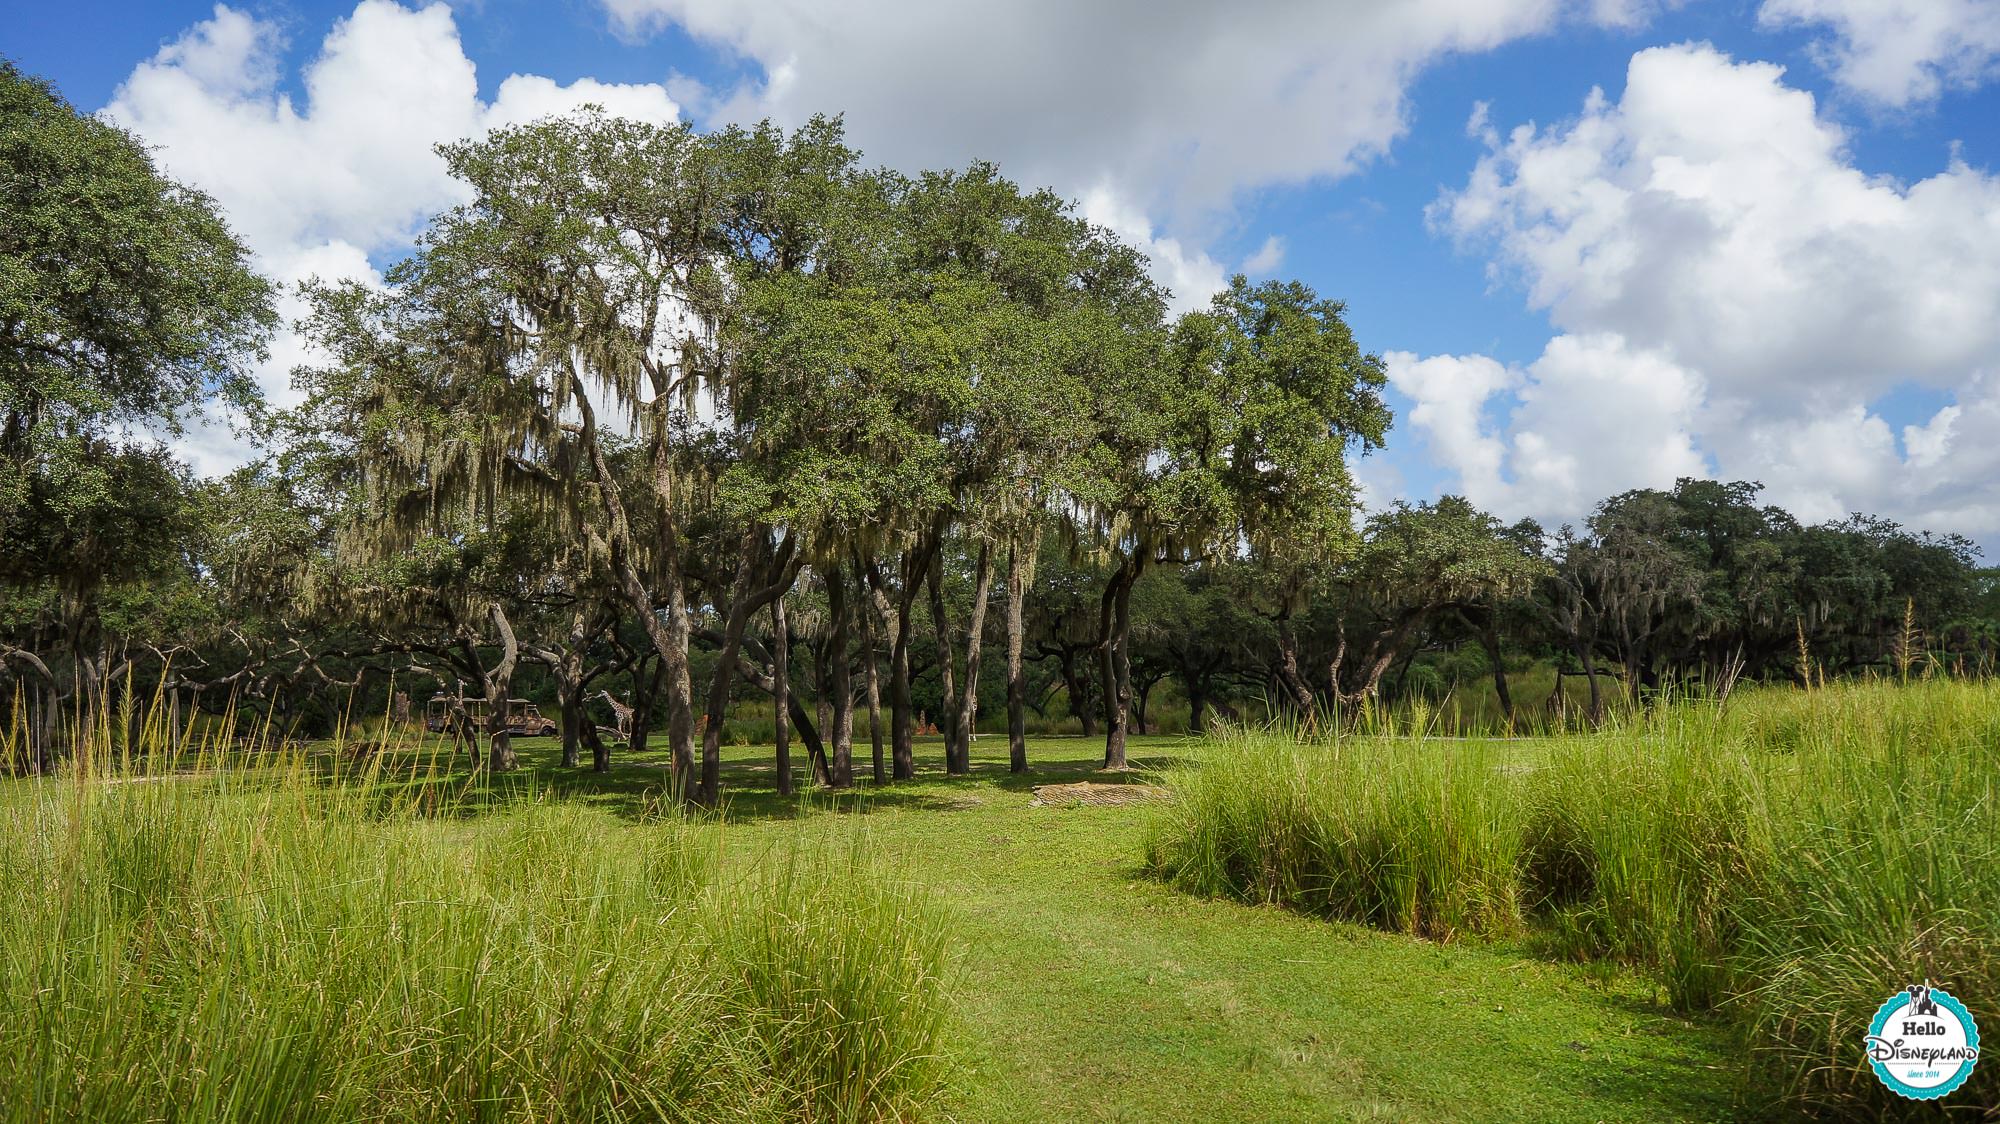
534,733 -> 1739,1121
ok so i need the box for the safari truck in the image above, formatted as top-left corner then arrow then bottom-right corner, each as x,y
424,694 -> 558,737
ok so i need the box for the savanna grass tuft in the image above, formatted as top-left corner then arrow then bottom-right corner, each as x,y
1146,679 -> 2000,1118
0,733 -> 956,1122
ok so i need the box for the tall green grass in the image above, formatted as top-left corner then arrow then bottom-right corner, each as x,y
1146,679 -> 2000,1118
0,735 -> 955,1121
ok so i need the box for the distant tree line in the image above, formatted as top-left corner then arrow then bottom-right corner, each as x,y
3,61 -> 1991,790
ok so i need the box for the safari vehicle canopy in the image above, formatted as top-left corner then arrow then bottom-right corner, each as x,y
423,695 -> 557,737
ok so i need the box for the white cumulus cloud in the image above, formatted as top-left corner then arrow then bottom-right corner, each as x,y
1389,335 -> 1708,520
1240,235 -> 1287,277
1758,0 -> 2000,106
1405,42 -> 2000,536
598,0 -> 1657,307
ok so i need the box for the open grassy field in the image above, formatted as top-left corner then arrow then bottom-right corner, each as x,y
4,723 -> 1747,1122
15,681 -> 1995,1121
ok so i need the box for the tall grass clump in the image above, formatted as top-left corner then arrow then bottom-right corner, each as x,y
1718,683 -> 1999,1116
1143,721 -> 1525,941
1147,680 -> 2000,1118
0,733 -> 955,1122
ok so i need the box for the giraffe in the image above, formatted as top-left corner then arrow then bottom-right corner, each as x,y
595,689 -> 634,740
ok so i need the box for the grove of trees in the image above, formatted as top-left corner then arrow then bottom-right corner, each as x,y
5,61 -> 1994,793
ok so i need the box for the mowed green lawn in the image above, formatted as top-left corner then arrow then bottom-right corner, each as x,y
456,731 -> 1740,1122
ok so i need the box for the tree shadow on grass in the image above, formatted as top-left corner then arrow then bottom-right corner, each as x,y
324,734 -> 1201,825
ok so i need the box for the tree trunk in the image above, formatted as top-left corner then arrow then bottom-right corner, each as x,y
867,539 -> 934,783
1099,555 -> 1142,770
77,647 -> 100,758
661,573 -> 697,802
889,599 -> 915,778
1111,577 -> 1134,766
1005,539 -> 1029,774
486,703 -> 515,773
1625,636 -> 1649,705
1575,639 -> 1604,726
1098,628 -> 1119,767
541,620 -> 603,772
630,658 -> 660,756
576,375 -> 693,801
861,592 -> 884,783
1478,619 -> 1513,726
45,679 -> 63,771
796,692 -> 830,786
815,633 -> 830,757
39,681 -> 57,773
1061,648 -> 1097,736
951,540 -> 993,775
697,535 -> 759,806
824,561 -> 855,788
482,604 -> 521,773
927,545 -> 962,773
1274,609 -> 1316,721
441,689 -> 479,767
557,673 -> 584,769
1342,614 -> 1421,708
774,594 -> 793,797
737,639 -> 827,785
585,715 -> 610,773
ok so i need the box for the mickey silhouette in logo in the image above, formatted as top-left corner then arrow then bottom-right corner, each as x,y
1907,984 -> 1941,1018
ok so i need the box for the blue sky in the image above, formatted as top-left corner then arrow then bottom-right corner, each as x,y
8,0 -> 2000,541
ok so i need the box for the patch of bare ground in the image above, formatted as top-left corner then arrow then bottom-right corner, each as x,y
1029,781 -> 1170,807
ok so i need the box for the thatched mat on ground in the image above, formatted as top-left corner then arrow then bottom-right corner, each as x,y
1030,781 -> 1171,807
